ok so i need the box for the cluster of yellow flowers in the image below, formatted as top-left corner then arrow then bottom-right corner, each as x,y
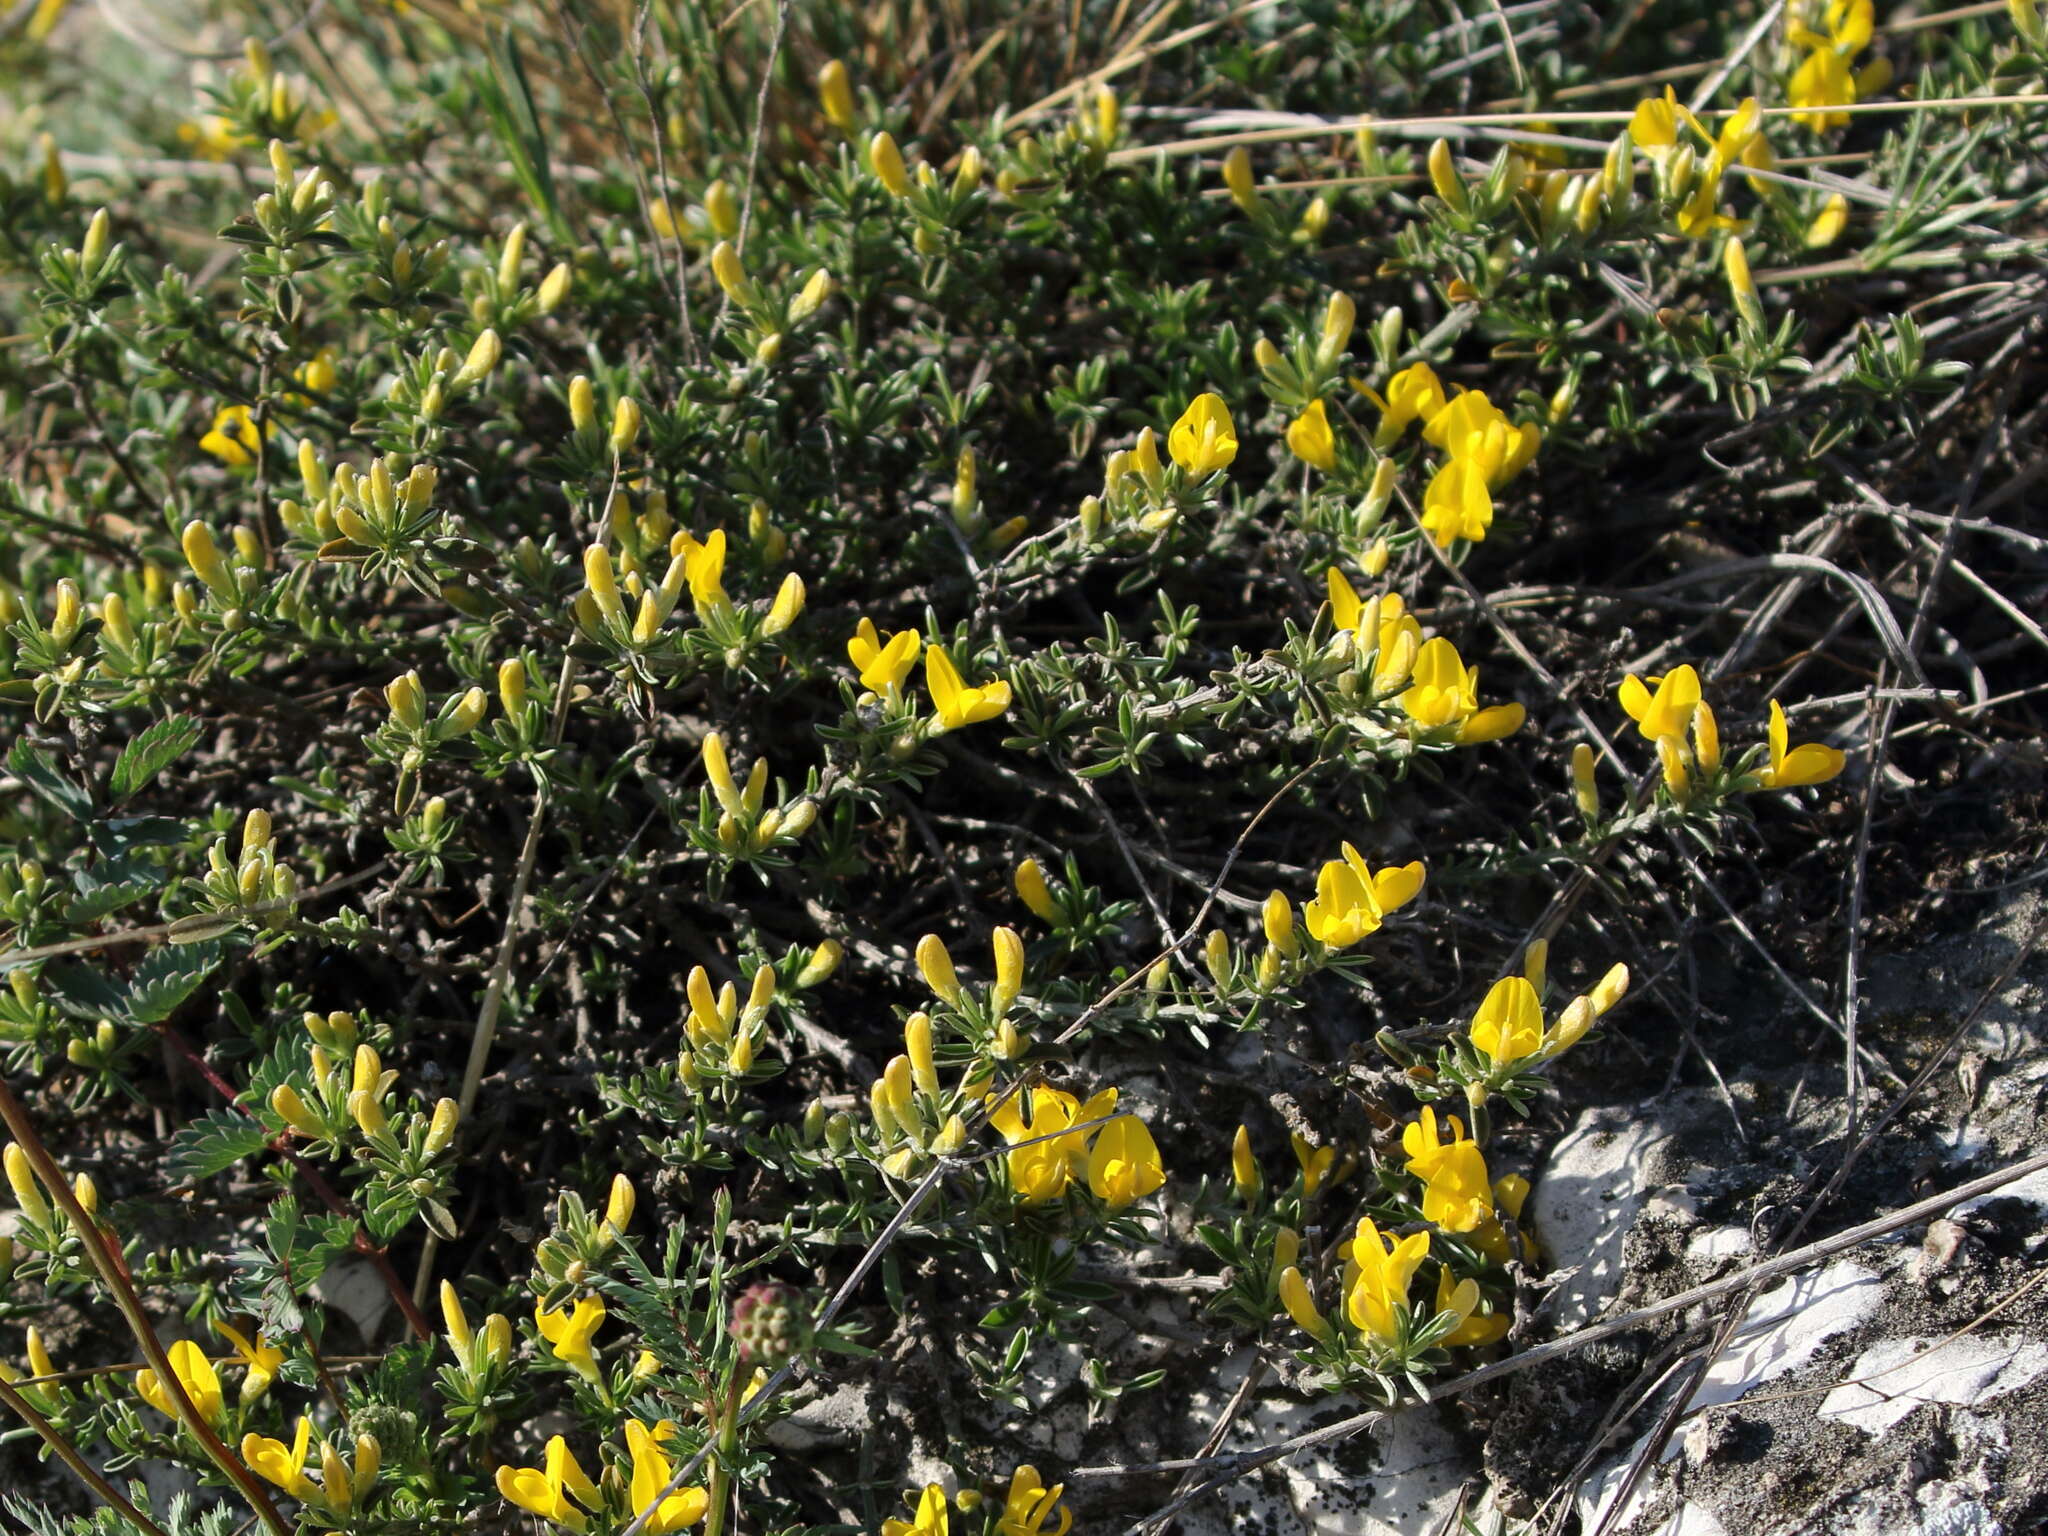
1325,570 -> 1526,745
1359,362 -> 1540,548
1081,392 -> 1240,540
1787,0 -> 1893,129
497,1420 -> 708,1534
1613,662 -> 1845,807
991,1085 -> 1164,1209
883,1465 -> 1073,1536
847,619 -> 1013,733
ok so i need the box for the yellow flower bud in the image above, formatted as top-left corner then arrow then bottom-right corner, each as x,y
789,267 -> 837,324
1590,963 -> 1629,1015
1221,146 -> 1260,216
40,133 -> 65,204
1805,193 -> 1850,249
1014,857 -> 1060,924
603,1173 -> 634,1233
320,1437 -> 354,1513
1231,1124 -> 1259,1201
385,670 -> 426,732
583,545 -> 624,626
537,261 -> 572,313
1204,928 -> 1231,988
1318,291 -> 1356,369
439,1280 -> 474,1357
451,327 -> 502,389
1570,741 -> 1600,821
1428,138 -> 1469,212
764,572 -> 805,635
610,396 -> 642,453
904,1012 -> 939,1100
869,131 -> 911,197
424,1097 -> 460,1156
701,731 -> 744,815
917,934 -> 962,1007
271,1084 -> 326,1139
1657,733 -> 1691,804
710,241 -> 751,304
346,1089 -> 387,1139
4,1144 -> 51,1228
704,178 -> 740,241
991,926 -> 1024,1014
568,375 -> 596,433
182,521 -> 236,600
818,60 -> 857,133
797,940 -> 842,988
1279,1267 -> 1334,1342
1724,238 -> 1764,331
1262,890 -> 1297,958
81,206 -> 111,269
443,686 -> 488,737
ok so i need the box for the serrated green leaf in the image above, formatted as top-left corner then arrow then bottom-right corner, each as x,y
166,1108 -> 272,1182
110,715 -> 202,801
66,856 -> 166,922
7,739 -> 91,819
127,942 -> 221,1023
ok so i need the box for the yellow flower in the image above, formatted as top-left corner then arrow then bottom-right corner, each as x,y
1399,637 -> 1525,743
1278,1266 -> 1333,1341
200,405 -> 267,468
818,60 -> 857,133
1469,976 -> 1543,1069
1290,1132 -> 1335,1197
1285,399 -> 1336,471
1675,97 -> 1764,238
1420,456 -> 1494,547
1221,146 -> 1260,216
1806,192 -> 1850,248
1087,1113 -> 1165,1210
1301,848 -> 1424,950
136,1339 -> 224,1428
496,1434 -> 600,1533
1788,0 -> 1890,130
1014,856 -> 1061,923
1401,1106 -> 1493,1233
1759,699 -> 1846,788
998,1466 -> 1072,1536
1434,1267 -> 1510,1347
1342,1216 -> 1431,1343
990,1086 -> 1118,1203
1363,362 -> 1447,448
884,1484 -> 950,1536
672,529 -> 730,615
1628,88 -> 1683,160
243,1417 -> 320,1504
1618,664 -> 1702,741
925,646 -> 1012,731
534,1294 -> 606,1383
626,1420 -> 710,1533
1167,393 -> 1238,476
179,115 -> 254,160
213,1319 -> 284,1401
847,618 -> 922,695
1231,1124 -> 1260,1201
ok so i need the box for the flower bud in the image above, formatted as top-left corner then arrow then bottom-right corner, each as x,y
818,59 -> 857,133
991,926 -> 1024,1014
443,686 -> 488,738
903,1013 -> 939,1100
1317,291 -> 1356,369
537,261 -> 572,313
1428,139 -> 1469,212
568,375 -> 597,434
1590,963 -> 1630,1015
424,1097 -> 460,1156
764,572 -> 805,636
1262,891 -> 1297,958
385,670 -> 427,732
81,207 -> 111,270
1204,928 -> 1232,987
869,132 -> 911,196
796,940 -> 843,988
1221,146 -> 1259,216
182,521 -> 236,599
703,178 -> 740,241
610,396 -> 642,453
917,934 -> 962,1007
451,327 -> 501,388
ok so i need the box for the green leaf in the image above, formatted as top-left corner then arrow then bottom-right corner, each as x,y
126,942 -> 222,1023
66,856 -> 167,922
167,1108 -> 272,1182
7,739 -> 91,820
43,941 -> 219,1025
111,715 -> 202,801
